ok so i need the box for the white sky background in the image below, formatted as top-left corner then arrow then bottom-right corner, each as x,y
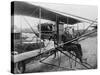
14,2 -> 98,32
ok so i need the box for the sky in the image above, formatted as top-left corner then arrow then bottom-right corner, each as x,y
14,2 -> 98,32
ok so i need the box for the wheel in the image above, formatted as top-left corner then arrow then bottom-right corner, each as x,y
14,61 -> 26,74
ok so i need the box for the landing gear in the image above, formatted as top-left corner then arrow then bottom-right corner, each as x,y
14,61 -> 26,74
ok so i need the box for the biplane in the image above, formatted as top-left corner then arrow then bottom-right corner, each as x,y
11,1 -> 97,73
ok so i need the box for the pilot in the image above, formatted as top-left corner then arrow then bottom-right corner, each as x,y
61,29 -> 83,63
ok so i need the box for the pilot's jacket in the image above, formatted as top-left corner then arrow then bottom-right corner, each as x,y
62,31 -> 73,43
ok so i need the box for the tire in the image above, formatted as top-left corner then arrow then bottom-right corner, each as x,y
15,61 -> 26,73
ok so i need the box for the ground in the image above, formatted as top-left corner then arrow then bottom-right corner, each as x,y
24,36 -> 97,73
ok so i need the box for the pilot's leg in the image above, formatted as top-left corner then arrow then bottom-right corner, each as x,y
75,43 -> 83,63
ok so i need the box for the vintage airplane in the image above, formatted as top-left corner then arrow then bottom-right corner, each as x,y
11,1 -> 97,73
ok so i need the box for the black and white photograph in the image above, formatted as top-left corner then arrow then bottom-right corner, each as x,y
11,1 -> 97,74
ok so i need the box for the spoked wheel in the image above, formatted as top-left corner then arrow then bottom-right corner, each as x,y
14,61 -> 25,74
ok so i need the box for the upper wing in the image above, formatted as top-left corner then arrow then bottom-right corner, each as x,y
11,1 -> 81,25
